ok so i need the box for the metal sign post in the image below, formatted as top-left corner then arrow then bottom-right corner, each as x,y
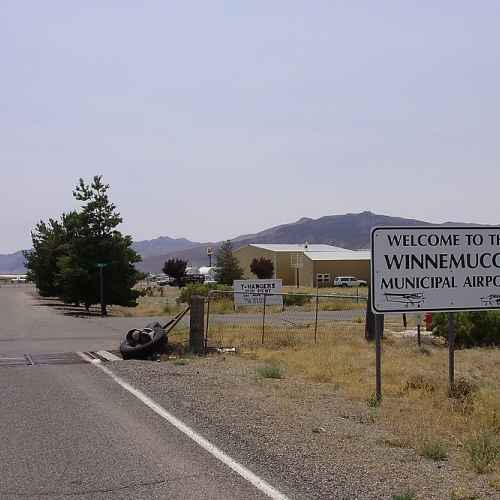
261,294 -> 267,345
96,262 -> 109,316
415,313 -> 423,347
375,314 -> 383,402
448,313 -> 455,392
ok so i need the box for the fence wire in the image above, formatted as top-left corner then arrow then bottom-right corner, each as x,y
205,290 -> 368,349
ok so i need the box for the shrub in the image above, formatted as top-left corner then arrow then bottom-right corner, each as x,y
284,293 -> 311,307
392,492 -> 416,500
367,392 -> 382,408
419,440 -> 448,461
256,364 -> 284,379
177,283 -> 231,304
401,374 -> 436,395
465,431 -> 500,473
433,311 -> 500,347
250,257 -> 274,279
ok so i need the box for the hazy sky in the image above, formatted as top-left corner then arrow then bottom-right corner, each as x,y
1,1 -> 500,253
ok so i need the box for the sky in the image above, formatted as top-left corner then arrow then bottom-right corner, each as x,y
1,1 -> 500,253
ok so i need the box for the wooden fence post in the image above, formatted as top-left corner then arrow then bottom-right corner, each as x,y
190,295 -> 205,355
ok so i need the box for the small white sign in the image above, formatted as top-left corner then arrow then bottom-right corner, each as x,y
414,313 -> 423,326
371,226 -> 500,313
233,279 -> 283,306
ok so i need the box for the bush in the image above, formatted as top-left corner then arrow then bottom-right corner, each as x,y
419,439 -> 448,461
256,364 -> 284,379
465,431 -> 500,473
284,293 -> 311,307
177,283 -> 231,304
433,311 -> 500,347
401,374 -> 436,395
392,492 -> 416,500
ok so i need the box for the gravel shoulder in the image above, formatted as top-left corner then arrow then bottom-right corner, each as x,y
110,355 -> 498,500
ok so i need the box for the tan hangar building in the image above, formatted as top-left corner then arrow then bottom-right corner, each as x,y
233,243 -> 370,287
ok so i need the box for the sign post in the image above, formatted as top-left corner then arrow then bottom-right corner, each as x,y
371,226 -> 500,396
415,313 -> 423,347
96,262 -> 109,316
448,312 -> 455,391
375,314 -> 383,402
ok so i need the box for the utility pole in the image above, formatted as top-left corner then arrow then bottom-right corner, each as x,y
207,247 -> 213,267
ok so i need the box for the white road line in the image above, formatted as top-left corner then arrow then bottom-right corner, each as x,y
77,352 -> 289,500
96,350 -> 121,362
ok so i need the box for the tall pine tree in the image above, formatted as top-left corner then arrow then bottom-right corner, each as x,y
215,240 -> 243,285
26,176 -> 142,314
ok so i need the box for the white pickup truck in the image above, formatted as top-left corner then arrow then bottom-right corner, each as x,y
333,276 -> 367,287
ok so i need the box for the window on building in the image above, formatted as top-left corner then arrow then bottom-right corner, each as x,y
316,273 -> 330,287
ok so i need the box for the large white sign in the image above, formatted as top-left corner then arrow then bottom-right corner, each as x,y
233,279 -> 283,306
371,226 -> 500,313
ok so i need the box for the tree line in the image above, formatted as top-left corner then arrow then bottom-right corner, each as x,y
163,244 -> 274,286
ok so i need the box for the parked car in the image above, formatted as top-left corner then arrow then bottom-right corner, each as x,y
333,276 -> 367,287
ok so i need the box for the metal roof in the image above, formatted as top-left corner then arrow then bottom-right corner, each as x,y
304,251 -> 371,261
249,244 -> 349,253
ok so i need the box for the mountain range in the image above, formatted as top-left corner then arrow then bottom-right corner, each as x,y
0,211 -> 481,274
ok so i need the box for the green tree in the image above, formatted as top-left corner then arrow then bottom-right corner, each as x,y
163,258 -> 187,287
23,212 -> 80,297
26,176 -> 142,314
250,257 -> 274,279
215,240 -> 243,285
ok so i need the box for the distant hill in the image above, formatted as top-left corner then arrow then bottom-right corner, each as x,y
136,211 -> 480,273
131,236 -> 200,258
0,251 -> 27,274
4,212 -> 484,274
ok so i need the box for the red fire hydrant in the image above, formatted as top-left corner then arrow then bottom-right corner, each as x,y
425,312 -> 433,332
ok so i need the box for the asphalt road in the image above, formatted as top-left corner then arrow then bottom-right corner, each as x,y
0,287 -> 363,356
0,286 -> 171,354
0,287 -> 289,499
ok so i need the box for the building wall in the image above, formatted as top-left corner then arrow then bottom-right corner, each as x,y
275,253 -> 297,286
300,255 -> 315,288
312,260 -> 370,287
234,245 -> 370,288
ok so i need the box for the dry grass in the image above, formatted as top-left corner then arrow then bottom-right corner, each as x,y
113,295 -> 183,317
283,285 -> 369,298
212,321 -> 500,481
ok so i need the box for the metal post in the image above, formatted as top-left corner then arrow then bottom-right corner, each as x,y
356,286 -> 359,304
261,294 -> 267,345
448,312 -> 455,392
417,323 -> 421,347
314,291 -> 319,344
205,294 -> 211,352
99,265 -> 106,316
375,314 -> 383,402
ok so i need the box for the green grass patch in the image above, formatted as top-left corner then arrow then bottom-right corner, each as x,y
256,364 -> 284,379
173,359 -> 189,366
392,491 -> 416,500
419,440 -> 448,461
